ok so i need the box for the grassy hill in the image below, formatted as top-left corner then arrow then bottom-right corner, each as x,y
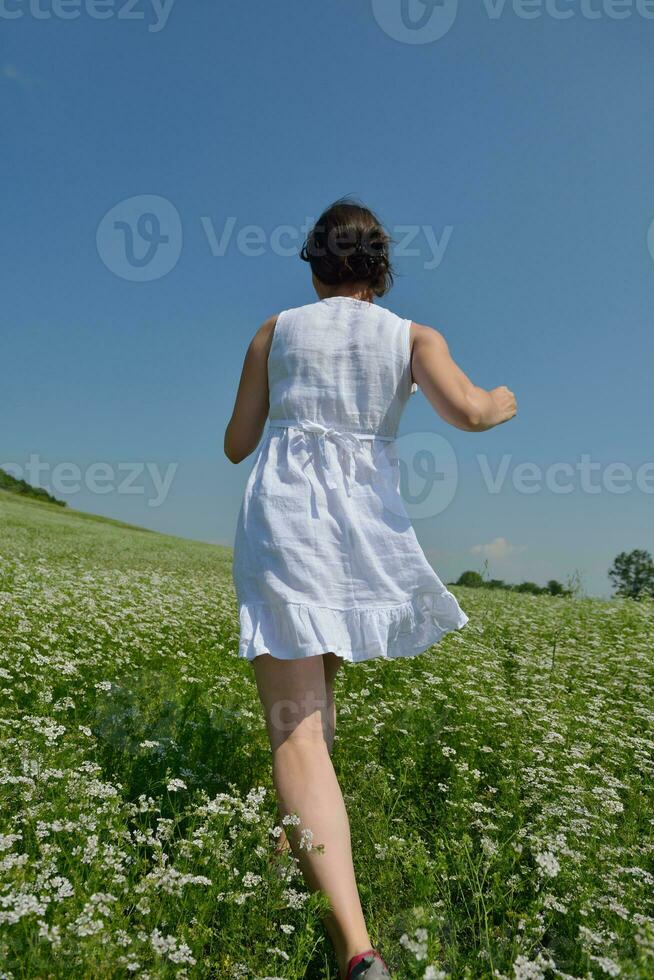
0,491 -> 652,978
0,485 -> 187,562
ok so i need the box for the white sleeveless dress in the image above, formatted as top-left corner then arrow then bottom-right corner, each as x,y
232,296 -> 468,662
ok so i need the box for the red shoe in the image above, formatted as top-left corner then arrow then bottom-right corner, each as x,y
346,948 -> 391,979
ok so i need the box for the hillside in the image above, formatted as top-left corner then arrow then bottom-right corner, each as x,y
0,493 -> 652,979
0,486 -> 204,568
0,466 -> 66,506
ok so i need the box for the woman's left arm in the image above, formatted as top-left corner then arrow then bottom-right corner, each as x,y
224,316 -> 277,463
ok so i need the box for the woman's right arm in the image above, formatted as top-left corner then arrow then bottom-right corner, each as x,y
410,323 -> 517,433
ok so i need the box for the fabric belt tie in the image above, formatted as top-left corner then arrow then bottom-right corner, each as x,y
268,418 -> 396,505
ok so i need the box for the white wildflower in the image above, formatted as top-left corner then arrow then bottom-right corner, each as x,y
590,955 -> 621,977
512,955 -> 545,979
400,930 -> 428,961
535,850 -> 561,878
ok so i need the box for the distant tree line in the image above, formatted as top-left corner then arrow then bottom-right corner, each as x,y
0,468 -> 66,507
452,570 -> 572,596
453,550 -> 654,601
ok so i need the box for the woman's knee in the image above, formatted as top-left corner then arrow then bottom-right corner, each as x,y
272,700 -> 328,747
253,655 -> 331,752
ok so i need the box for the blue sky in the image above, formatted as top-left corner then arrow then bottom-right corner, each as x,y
2,1 -> 653,596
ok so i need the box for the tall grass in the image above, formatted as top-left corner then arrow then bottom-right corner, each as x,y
0,492 -> 652,978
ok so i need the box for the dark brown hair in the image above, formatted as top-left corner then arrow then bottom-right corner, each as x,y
300,198 -> 393,297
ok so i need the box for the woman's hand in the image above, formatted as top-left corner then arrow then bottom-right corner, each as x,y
489,386 -> 517,426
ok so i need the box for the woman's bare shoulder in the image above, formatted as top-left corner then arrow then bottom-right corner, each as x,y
410,321 -> 449,352
249,314 -> 279,354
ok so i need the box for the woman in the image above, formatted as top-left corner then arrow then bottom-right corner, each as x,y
225,199 -> 517,979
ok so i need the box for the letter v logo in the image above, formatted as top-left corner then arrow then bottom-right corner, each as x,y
372,0 -> 459,44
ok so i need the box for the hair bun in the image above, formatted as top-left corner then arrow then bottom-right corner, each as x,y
300,198 -> 393,297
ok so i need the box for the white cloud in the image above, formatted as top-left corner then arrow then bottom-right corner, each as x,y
2,64 -> 38,89
470,537 -> 527,561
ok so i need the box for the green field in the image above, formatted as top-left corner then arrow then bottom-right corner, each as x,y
1,490 -> 652,979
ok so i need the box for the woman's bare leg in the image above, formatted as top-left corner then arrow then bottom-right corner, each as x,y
253,652 -> 368,977
274,651 -> 343,855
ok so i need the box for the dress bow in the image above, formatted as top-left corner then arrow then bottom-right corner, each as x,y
289,419 -> 366,496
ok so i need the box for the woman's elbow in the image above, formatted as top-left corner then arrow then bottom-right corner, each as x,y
224,442 -> 248,464
463,409 -> 483,431
225,430 -> 258,463
463,389 -> 495,432
224,430 -> 245,464
454,395 -> 487,433
224,415 -> 266,462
